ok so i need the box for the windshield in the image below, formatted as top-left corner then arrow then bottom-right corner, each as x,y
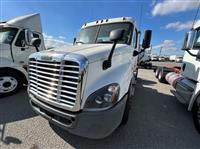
0,28 -> 18,44
76,23 -> 133,44
193,29 -> 200,49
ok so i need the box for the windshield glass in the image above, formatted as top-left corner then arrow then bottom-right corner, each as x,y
76,23 -> 133,44
0,28 -> 18,44
193,29 -> 200,49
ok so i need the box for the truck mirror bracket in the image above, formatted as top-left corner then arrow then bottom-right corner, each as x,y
102,42 -> 117,70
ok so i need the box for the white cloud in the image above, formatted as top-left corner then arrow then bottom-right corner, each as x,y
153,40 -> 177,51
43,33 -> 71,49
152,0 -> 199,16
165,19 -> 200,31
150,0 -> 156,7
58,36 -> 66,40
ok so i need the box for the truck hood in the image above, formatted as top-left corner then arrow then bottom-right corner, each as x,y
30,44 -> 129,63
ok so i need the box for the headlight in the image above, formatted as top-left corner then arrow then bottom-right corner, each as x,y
84,83 -> 120,110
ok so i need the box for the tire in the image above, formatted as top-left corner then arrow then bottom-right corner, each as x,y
192,97 -> 200,134
158,70 -> 167,83
0,71 -> 23,98
120,78 -> 135,125
135,68 -> 138,80
155,67 -> 161,78
158,68 -> 170,83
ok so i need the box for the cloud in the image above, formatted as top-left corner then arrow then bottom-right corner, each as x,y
152,0 -> 199,16
150,0 -> 156,7
165,19 -> 200,31
43,33 -> 71,49
58,36 -> 66,40
153,40 -> 177,51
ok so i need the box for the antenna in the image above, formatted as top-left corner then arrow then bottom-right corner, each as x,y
191,0 -> 200,29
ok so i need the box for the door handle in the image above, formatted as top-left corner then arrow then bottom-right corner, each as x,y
21,48 -> 25,51
21,47 -> 29,51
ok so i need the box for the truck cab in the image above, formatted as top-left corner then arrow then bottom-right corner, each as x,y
0,13 -> 45,97
164,21 -> 200,133
138,46 -> 152,68
28,17 -> 152,138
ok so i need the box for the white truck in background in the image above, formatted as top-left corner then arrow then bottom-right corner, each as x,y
28,17 -> 152,138
169,55 -> 176,61
175,56 -> 183,63
151,54 -> 159,61
155,21 -> 200,134
138,47 -> 152,68
0,13 -> 45,97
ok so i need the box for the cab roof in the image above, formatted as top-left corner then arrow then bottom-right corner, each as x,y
81,17 -> 136,29
193,20 -> 200,30
0,13 -> 42,33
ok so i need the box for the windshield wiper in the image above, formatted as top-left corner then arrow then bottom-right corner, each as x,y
97,41 -> 113,43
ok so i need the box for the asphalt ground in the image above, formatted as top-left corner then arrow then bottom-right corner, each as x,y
0,64 -> 200,149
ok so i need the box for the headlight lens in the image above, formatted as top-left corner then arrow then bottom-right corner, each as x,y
84,83 -> 120,110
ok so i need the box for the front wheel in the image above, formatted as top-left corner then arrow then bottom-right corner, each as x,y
158,68 -> 168,83
120,78 -> 135,125
192,97 -> 200,134
0,71 -> 23,98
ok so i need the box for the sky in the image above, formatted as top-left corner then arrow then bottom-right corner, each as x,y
1,0 -> 200,56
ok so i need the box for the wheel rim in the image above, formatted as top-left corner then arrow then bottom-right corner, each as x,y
158,73 -> 162,80
155,70 -> 158,76
0,76 -> 18,93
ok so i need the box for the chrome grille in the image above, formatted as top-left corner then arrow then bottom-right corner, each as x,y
29,59 -> 80,109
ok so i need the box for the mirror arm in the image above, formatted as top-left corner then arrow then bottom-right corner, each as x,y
138,48 -> 145,55
139,50 -> 145,60
186,49 -> 197,57
35,46 -> 39,52
140,48 -> 145,53
102,42 -> 117,70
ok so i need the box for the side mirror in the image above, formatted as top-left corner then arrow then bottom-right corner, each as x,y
25,29 -> 33,46
182,30 -> 196,50
31,38 -> 41,47
110,29 -> 125,42
142,30 -> 152,49
31,38 -> 41,52
102,29 -> 125,70
73,37 -> 76,45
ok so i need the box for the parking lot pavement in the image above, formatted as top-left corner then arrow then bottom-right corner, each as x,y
0,68 -> 200,149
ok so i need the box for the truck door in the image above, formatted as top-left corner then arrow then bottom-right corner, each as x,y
12,30 -> 39,65
132,28 -> 138,71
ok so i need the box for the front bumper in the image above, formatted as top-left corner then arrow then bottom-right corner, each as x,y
29,94 -> 127,139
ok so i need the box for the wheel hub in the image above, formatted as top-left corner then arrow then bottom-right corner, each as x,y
3,82 -> 12,88
0,76 -> 18,93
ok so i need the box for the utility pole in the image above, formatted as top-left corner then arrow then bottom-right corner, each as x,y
149,45 -> 152,55
159,46 -> 163,58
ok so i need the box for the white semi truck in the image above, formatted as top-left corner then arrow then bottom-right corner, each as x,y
0,13 -> 45,97
138,46 -> 152,69
155,21 -> 200,134
169,55 -> 176,61
28,17 -> 152,138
